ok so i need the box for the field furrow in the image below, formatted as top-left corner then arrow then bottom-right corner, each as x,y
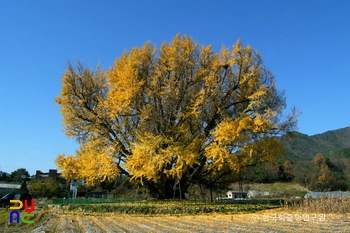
26,212 -> 350,233
104,216 -> 148,233
75,215 -> 104,233
154,216 -> 219,232
89,216 -> 127,233
136,217 -> 191,233
57,216 -> 81,233
31,214 -> 62,233
118,216 -> 165,233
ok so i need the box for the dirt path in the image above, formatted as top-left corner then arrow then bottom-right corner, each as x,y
2,210 -> 350,232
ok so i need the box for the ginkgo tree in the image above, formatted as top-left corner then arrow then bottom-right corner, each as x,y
55,34 -> 297,199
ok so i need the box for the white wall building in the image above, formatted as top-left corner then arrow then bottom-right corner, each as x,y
226,190 -> 247,199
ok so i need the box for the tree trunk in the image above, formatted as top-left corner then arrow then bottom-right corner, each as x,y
143,177 -> 188,199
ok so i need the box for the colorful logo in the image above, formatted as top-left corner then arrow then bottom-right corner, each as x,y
9,200 -> 35,224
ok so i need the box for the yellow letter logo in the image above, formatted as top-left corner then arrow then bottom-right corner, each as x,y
10,200 -> 23,210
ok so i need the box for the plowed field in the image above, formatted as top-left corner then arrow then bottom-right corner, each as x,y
2,210 -> 350,232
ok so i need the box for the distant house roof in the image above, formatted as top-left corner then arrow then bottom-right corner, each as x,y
227,190 -> 247,194
304,191 -> 350,198
0,182 -> 21,189
35,169 -> 61,182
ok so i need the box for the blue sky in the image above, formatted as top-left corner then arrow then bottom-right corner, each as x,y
0,0 -> 349,175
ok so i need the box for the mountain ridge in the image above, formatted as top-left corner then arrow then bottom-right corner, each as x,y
280,126 -> 350,159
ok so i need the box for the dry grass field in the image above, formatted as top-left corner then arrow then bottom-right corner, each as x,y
2,197 -> 350,232
1,208 -> 350,233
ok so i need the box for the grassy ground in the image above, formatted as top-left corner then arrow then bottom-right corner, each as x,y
55,199 -> 282,215
0,208 -> 48,233
0,210 -> 9,226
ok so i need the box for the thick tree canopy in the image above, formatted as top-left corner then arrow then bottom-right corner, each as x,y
55,34 -> 297,198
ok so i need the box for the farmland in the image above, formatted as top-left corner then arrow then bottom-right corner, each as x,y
1,210 -> 350,232
2,196 -> 350,232
1,201 -> 350,233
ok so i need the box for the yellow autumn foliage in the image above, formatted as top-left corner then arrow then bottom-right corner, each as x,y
55,139 -> 120,184
55,34 -> 297,197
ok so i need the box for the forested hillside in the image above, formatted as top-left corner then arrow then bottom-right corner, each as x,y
267,126 -> 350,191
280,126 -> 350,159
239,127 -> 350,192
